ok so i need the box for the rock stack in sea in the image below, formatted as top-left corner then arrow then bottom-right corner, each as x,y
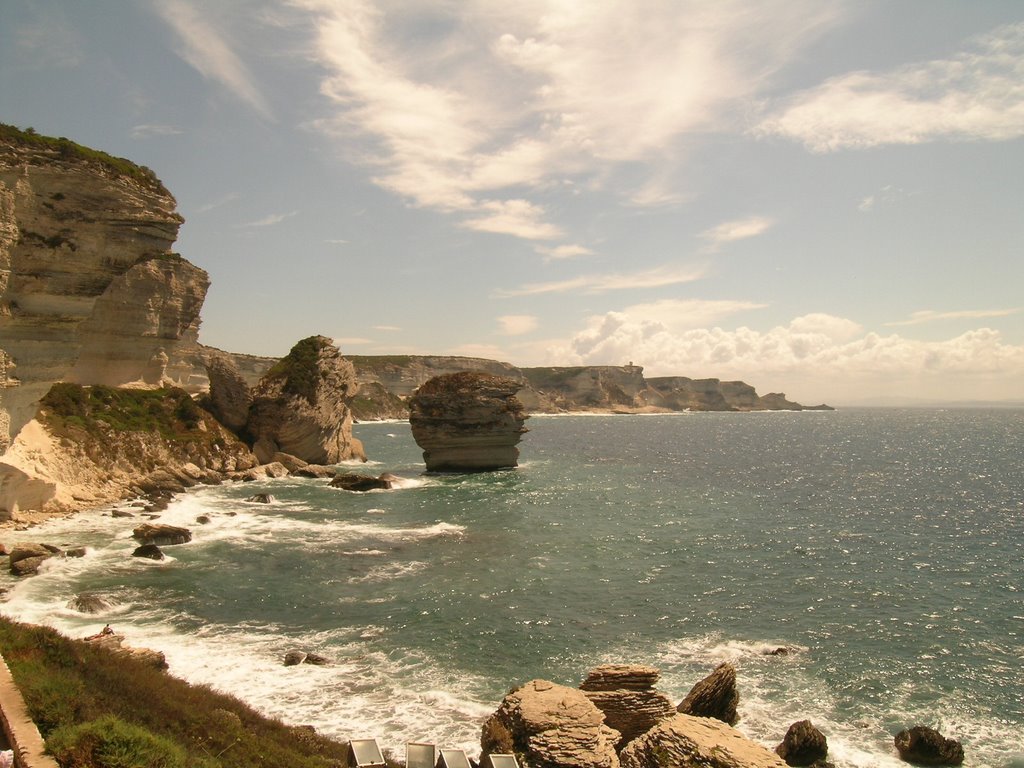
408,371 -> 528,472
579,664 -> 676,749
676,662 -> 740,725
216,335 -> 366,465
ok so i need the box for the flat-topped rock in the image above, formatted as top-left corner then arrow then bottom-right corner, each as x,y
580,664 -> 662,691
580,665 -> 675,750
409,372 -> 528,472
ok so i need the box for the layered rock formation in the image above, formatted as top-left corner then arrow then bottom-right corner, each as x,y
579,664 -> 676,750
408,372 -> 528,472
480,679 -> 621,768
0,125 -> 210,450
619,713 -> 788,768
246,336 -> 365,465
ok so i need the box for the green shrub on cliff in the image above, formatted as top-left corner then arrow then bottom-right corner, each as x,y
0,123 -> 166,194
40,383 -> 206,440
47,715 -> 194,768
263,335 -> 334,404
0,617 -> 349,768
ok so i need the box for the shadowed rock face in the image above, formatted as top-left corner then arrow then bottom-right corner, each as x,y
676,662 -> 740,726
579,664 -> 676,750
408,372 -> 528,472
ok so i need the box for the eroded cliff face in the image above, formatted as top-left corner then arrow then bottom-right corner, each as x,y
0,132 -> 207,449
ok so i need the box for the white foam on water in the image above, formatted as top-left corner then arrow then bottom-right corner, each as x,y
347,561 -> 428,584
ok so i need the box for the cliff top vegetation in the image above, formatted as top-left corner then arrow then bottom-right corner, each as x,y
0,616 -> 350,767
263,335 -> 336,404
0,123 -> 169,196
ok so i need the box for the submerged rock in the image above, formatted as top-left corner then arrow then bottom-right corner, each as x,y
329,473 -> 396,492
132,523 -> 192,546
246,493 -> 276,504
580,664 -> 676,749
132,544 -> 165,560
676,662 -> 740,726
894,726 -> 964,766
68,593 -> 113,614
409,372 -> 528,472
480,679 -> 620,768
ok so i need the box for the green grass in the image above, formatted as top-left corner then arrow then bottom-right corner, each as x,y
1,124 -> 167,195
0,617 -> 349,768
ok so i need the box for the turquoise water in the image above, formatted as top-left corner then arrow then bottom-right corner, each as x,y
2,409 -> 1022,766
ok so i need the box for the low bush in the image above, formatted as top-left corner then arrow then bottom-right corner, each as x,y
46,715 -> 195,768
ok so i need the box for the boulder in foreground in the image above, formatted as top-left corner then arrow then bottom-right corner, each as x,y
480,679 -> 620,768
775,720 -> 829,766
620,713 -> 788,768
409,372 -> 528,472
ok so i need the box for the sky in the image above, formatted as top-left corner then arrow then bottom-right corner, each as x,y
1,1 -> 1022,406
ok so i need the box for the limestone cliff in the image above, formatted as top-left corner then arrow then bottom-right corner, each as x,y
0,125 -> 208,450
349,356 -> 832,418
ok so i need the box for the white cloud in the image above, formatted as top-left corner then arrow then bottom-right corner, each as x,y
498,263 -> 707,297
539,312 -> 1024,403
460,199 -> 563,240
758,22 -> 1024,151
155,0 -> 272,118
621,298 -> 768,331
325,238 -> 350,244
295,0 -> 841,241
130,124 -> 183,139
699,216 -> 775,249
535,244 -> 595,261
373,325 -> 402,332
886,308 -> 1022,327
497,315 -> 539,336
241,210 -> 299,227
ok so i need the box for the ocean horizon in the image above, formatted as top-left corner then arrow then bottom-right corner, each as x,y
2,408 -> 1022,767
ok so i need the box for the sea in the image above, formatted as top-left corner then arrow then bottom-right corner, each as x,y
1,409 -> 1022,767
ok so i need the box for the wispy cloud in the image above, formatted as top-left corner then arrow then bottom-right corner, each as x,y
373,325 -> 402,332
325,238 -> 350,244
699,216 -> 775,249
197,192 -> 239,213
886,308 -> 1022,327
535,244 -> 595,261
497,315 -> 539,336
295,0 -> 840,242
621,298 -> 768,330
758,22 -> 1024,151
498,263 -> 706,298
14,12 -> 82,69
130,123 -> 183,139
460,199 -> 562,241
154,0 -> 272,118
241,210 -> 299,227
